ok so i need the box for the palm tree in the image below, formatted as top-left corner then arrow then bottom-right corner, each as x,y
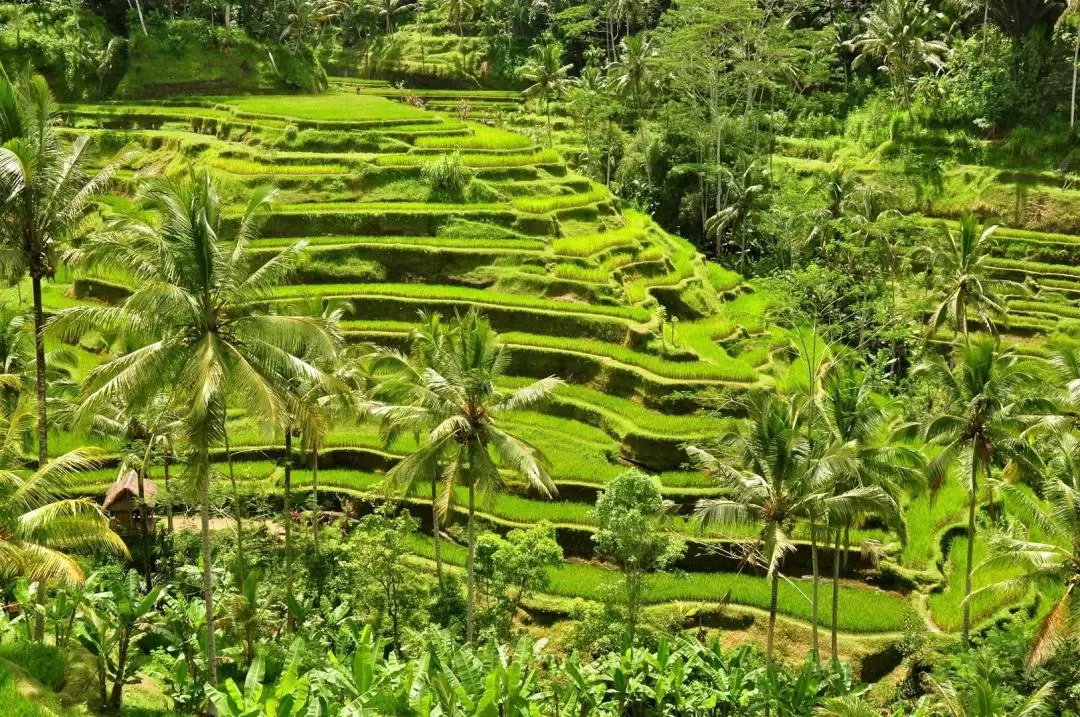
706,162 -> 768,270
922,661 -> 1054,716
0,67 -> 123,468
1060,1 -> 1080,137
367,312 -> 450,586
945,0 -> 1065,42
520,41 -> 573,147
0,413 -> 128,641
607,33 -> 658,171
367,0 -> 413,35
818,359 -> 921,661
918,340 -> 1046,643
690,393 -> 892,668
916,213 -> 1021,343
972,430 -> 1080,666
371,309 -> 561,642
852,0 -> 950,107
439,0 -> 473,53
50,170 -> 338,686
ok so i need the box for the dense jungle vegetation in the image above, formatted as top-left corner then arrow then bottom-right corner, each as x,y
7,0 -> 1080,714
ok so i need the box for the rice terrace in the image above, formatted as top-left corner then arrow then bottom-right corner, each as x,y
3,1 -> 1080,715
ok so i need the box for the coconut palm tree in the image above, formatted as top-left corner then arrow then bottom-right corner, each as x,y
706,162 -> 768,269
852,0 -> 950,107
916,213 -> 1021,343
971,430 -> 1080,666
0,67 -> 124,468
370,309 -> 561,642
439,0 -> 473,53
922,660 -> 1055,716
690,392 -> 893,668
918,340 -> 1046,644
49,170 -> 338,686
0,402 -> 128,641
520,41 -> 573,147
367,0 -> 413,35
818,359 -> 922,661
367,312 -> 451,587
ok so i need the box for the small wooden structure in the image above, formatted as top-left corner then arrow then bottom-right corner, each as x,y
102,469 -> 159,534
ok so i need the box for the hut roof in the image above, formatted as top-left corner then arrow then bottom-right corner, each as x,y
102,469 -> 158,511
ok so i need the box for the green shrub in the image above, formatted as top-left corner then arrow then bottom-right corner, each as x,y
420,151 -> 472,194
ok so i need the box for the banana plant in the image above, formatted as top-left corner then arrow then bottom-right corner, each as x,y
205,641 -> 312,717
77,571 -> 161,710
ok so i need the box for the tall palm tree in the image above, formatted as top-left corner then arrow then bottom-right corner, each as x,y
367,312 -> 451,587
371,309 -> 561,642
852,0 -> 949,107
918,340 -> 1046,643
690,393 -> 892,668
916,213 -> 1020,343
520,41 -> 573,147
818,360 -> 921,661
972,430 -> 1080,666
367,0 -> 413,35
0,67 -> 123,468
50,171 -> 338,686
439,0 -> 473,53
706,162 -> 768,270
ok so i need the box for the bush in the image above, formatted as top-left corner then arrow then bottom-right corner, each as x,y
420,151 -> 473,195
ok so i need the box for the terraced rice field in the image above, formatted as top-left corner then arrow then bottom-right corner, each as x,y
38,88 -> 860,624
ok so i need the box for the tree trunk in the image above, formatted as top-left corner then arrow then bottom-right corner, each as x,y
137,446 -> 154,592
284,428 -> 294,632
108,631 -> 129,708
312,446 -> 320,557
32,275 -> 48,468
432,476 -> 443,589
1071,27 -> 1079,138
133,0 -> 148,36
198,444 -> 218,688
809,515 -> 820,661
33,581 -> 45,642
164,456 -> 173,534
766,570 -> 779,670
466,481 -> 476,643
831,528 -> 841,662
962,457 -> 978,645
223,416 -> 245,588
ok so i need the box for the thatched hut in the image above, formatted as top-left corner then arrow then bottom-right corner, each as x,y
102,469 -> 158,534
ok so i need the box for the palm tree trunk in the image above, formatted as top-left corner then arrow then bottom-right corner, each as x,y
133,0 -> 148,36
223,417 -> 245,588
137,445 -> 154,592
766,570 -> 778,670
809,515 -> 820,660
831,527 -> 841,662
1071,27 -> 1079,139
467,481 -> 476,643
962,457 -> 978,645
284,428 -> 294,632
198,445 -> 218,688
31,275 -> 48,468
312,446 -> 320,558
164,456 -> 173,534
432,475 -> 444,589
